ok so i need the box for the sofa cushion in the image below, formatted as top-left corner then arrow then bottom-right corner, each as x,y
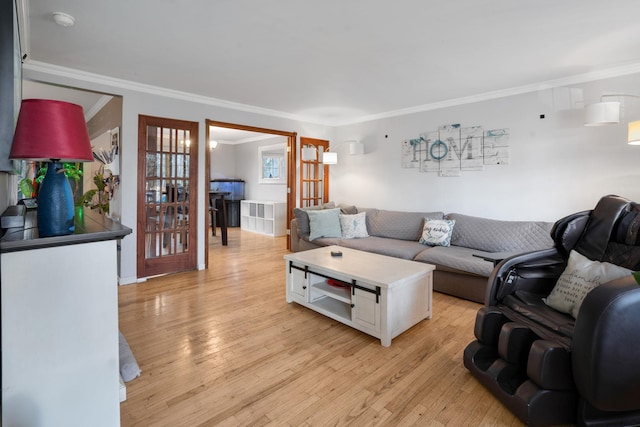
308,208 -> 342,240
419,218 -> 455,247
338,203 -> 358,215
340,212 -> 369,239
544,250 -> 632,318
414,246 -> 500,276
363,208 -> 444,241
293,202 -> 336,236
447,213 -> 553,252
338,236 -> 429,260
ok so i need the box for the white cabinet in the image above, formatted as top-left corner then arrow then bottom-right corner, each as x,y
1,210 -> 131,426
240,200 -> 286,237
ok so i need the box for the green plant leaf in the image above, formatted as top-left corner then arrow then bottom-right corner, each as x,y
18,178 -> 34,198
632,271 -> 640,285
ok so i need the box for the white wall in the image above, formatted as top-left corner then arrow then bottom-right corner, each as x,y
210,143 -> 236,180
24,66 -> 334,284
331,73 -> 640,222
234,136 -> 288,202
24,64 -> 640,283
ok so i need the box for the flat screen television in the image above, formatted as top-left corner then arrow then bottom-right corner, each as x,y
0,0 -> 22,172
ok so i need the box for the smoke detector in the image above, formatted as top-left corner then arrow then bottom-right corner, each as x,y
52,12 -> 76,27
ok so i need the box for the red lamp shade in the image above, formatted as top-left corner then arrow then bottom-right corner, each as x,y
10,99 -> 93,161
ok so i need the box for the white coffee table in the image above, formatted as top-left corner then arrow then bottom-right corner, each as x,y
285,245 -> 435,346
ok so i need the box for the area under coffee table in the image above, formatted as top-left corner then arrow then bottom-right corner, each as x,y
285,245 -> 435,346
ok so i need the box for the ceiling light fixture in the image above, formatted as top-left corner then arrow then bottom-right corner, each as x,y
52,12 -> 76,27
209,140 -> 218,150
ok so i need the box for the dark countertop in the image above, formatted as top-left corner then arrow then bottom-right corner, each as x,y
1,208 -> 132,253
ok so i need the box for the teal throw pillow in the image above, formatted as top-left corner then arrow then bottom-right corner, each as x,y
419,217 -> 455,247
308,208 -> 342,240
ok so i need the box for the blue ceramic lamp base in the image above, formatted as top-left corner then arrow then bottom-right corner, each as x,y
37,161 -> 75,237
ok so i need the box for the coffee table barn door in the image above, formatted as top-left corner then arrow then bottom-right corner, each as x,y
137,115 -> 198,278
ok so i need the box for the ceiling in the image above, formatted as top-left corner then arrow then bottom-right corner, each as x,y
21,0 -> 640,126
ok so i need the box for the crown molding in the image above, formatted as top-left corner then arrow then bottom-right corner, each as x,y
23,60 -> 334,126
23,59 -> 640,128
85,95 -> 114,122
335,61 -> 640,126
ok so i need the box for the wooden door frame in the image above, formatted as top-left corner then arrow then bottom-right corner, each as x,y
299,137 -> 330,207
137,114 -> 199,278
205,120 -> 297,263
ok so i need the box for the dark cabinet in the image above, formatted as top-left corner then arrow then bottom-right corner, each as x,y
210,179 -> 245,227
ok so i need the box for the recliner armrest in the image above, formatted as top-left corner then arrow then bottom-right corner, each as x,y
573,276 -> 640,412
485,248 -> 565,306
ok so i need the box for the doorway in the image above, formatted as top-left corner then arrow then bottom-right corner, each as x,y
205,120 -> 296,260
137,115 -> 199,277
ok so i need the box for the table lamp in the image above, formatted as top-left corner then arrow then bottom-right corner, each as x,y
10,99 -> 93,237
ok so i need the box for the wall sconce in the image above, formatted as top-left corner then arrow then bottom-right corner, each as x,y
209,140 -> 218,150
348,140 -> 365,155
584,94 -> 640,126
628,121 -> 640,145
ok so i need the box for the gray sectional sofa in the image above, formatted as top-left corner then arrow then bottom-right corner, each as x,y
290,203 -> 554,303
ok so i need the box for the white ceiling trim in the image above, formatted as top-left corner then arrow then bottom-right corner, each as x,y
85,94 -> 113,122
333,61 -> 640,127
24,59 -> 640,128
23,60 -> 326,125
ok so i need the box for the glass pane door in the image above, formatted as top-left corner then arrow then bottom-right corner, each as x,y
137,115 -> 198,277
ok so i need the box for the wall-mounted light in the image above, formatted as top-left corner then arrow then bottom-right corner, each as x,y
628,121 -> 640,145
584,94 -> 640,126
209,140 -> 218,150
348,140 -> 365,155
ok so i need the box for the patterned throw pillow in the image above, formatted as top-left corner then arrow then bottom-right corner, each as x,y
339,212 -> 369,239
419,218 -> 455,247
544,250 -> 632,318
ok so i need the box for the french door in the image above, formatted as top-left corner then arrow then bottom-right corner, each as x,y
300,137 -> 330,207
137,115 -> 198,278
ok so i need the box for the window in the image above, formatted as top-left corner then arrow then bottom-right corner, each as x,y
258,143 -> 286,184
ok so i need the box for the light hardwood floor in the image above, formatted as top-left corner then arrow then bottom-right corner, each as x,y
118,228 -> 523,426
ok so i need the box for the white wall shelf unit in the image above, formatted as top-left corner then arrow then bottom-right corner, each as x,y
240,200 -> 286,237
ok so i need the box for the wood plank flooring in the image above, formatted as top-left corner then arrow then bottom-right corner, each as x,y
118,228 -> 523,426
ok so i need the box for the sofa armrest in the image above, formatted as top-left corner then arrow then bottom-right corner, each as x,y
573,276 -> 640,412
290,218 -> 301,252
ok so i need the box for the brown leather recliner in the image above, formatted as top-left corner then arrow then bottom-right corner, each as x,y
463,195 -> 640,426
